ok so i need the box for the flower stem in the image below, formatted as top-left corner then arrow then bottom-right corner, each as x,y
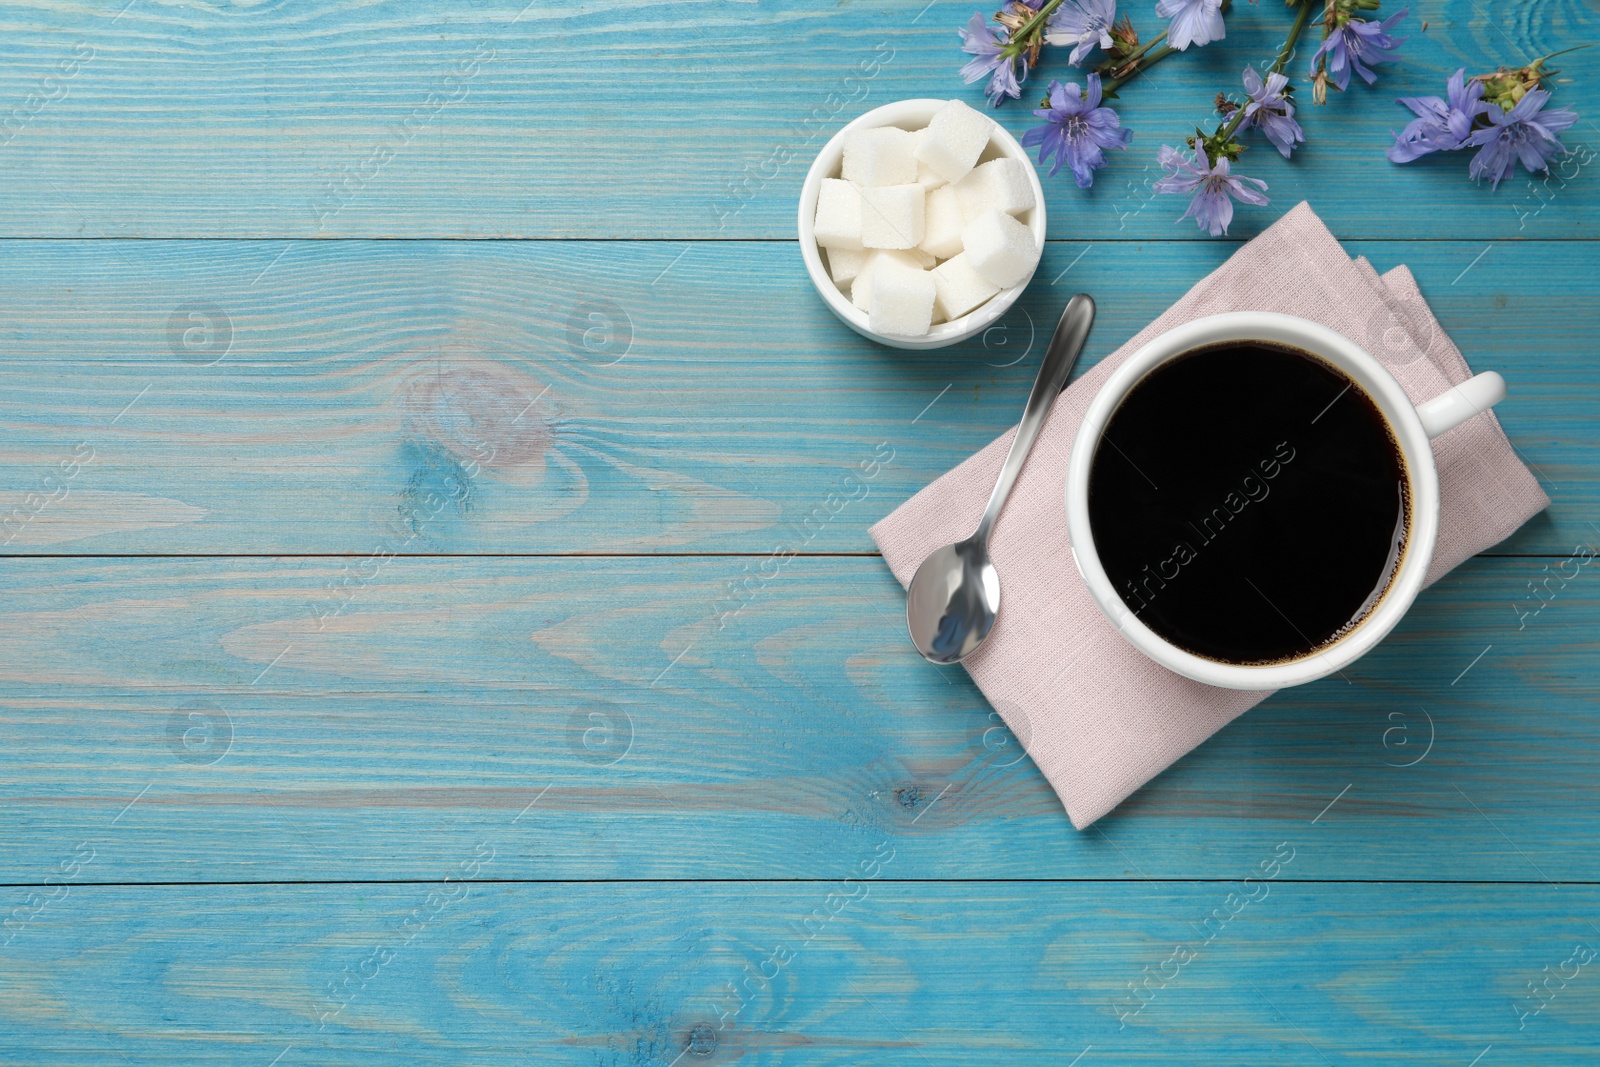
1004,0 -> 1069,57
1113,29 -> 1170,70
1219,0 -> 1315,138
1535,42 -> 1595,63
1104,38 -> 1175,94
1524,41 -> 1597,81
1270,0 -> 1316,75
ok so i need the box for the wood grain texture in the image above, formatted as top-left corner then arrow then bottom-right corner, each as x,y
0,238 -> 1590,555
2,881 -> 1597,1065
0,0 -> 1594,239
2,0 -> 1598,1058
1,554 -> 1595,883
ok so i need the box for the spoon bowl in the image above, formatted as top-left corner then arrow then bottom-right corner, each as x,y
904,294 -> 1096,664
905,539 -> 1001,664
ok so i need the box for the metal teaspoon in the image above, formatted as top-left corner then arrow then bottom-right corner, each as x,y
905,293 -> 1096,664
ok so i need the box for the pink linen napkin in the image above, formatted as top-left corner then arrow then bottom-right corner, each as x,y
869,202 -> 1549,829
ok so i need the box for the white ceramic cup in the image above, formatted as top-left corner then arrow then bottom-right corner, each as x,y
797,98 -> 1047,350
1064,311 -> 1507,691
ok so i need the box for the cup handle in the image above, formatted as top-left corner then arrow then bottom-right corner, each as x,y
1415,371 -> 1506,440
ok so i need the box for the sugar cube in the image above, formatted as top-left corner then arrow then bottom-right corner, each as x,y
852,250 -> 935,310
911,131 -> 948,190
842,126 -> 918,187
813,178 -> 863,250
961,209 -> 1039,288
826,246 -> 868,286
915,99 -> 996,183
859,184 -> 925,250
931,253 -> 1002,321
953,157 -> 1036,221
868,256 -> 937,338
851,261 -> 874,311
878,248 -> 934,271
920,185 -> 965,261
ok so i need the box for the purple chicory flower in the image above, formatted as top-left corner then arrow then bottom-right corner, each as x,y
960,12 -> 1030,107
1465,87 -> 1579,188
1021,73 -> 1132,187
1310,8 -> 1407,92
1155,0 -> 1225,51
1153,144 -> 1269,236
1044,0 -> 1118,66
1386,68 -> 1488,162
1242,65 -> 1305,158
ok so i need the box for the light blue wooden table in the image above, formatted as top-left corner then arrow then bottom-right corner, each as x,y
1,1 -> 1598,1063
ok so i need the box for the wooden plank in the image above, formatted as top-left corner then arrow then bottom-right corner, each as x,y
0,0 -> 1594,239
1,880 -> 1596,1063
1,554 -> 1596,883
0,5 -> 1592,1062
0,238 -> 1589,555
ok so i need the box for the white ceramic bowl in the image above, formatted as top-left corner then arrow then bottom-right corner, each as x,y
797,98 -> 1047,350
1064,312 -> 1507,691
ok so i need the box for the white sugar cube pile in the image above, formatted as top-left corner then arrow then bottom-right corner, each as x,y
813,99 -> 1041,338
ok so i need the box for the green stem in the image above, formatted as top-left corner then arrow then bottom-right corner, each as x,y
1219,106 -> 1248,140
1004,0 -> 1173,92
1270,0 -> 1316,75
1220,0 -> 1315,138
1003,0 -> 1069,57
1535,42 -> 1595,64
1103,41 -> 1175,94
1110,29 -> 1170,71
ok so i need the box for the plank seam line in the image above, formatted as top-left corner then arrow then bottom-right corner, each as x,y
0,236 -> 1594,244
0,551 -> 1575,560
0,878 -> 1593,888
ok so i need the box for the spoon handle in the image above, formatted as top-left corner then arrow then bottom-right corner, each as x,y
973,294 -> 1096,544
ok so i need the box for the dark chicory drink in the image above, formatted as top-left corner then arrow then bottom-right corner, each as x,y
1087,341 -> 1409,665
